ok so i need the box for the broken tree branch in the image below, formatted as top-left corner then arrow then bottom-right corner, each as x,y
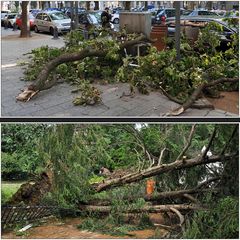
158,147 -> 167,166
196,177 -> 220,189
202,126 -> 217,159
170,207 -> 185,225
92,153 -> 235,192
16,35 -> 151,101
183,194 -> 200,204
167,78 -> 238,116
146,188 -> 219,202
160,86 -> 214,110
79,203 -> 207,214
177,124 -> 196,161
221,125 -> 238,155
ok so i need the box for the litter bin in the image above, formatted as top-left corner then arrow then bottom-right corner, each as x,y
150,25 -> 168,51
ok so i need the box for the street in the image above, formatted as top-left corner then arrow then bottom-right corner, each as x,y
1,27 -> 237,117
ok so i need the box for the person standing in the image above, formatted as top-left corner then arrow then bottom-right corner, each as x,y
101,7 -> 112,28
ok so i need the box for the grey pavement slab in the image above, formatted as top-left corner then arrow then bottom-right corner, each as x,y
1,28 -> 238,118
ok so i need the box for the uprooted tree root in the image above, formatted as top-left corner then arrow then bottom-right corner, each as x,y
6,170 -> 53,205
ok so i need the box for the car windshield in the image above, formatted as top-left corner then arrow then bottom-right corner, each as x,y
88,14 -> 99,24
8,14 -> 17,19
49,12 -> 69,20
91,12 -> 102,23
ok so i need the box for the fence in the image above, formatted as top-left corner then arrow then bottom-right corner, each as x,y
1,205 -> 58,228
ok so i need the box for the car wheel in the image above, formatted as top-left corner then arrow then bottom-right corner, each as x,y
34,25 -> 39,33
50,27 -> 54,36
113,18 -> 119,24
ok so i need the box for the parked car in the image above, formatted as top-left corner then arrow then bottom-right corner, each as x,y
44,8 -> 62,12
152,8 -> 191,24
29,9 -> 41,17
16,13 -> 35,30
64,7 -> 86,18
166,17 -> 238,51
90,11 -> 115,29
3,13 -> 18,28
34,11 -> 71,35
111,12 -> 119,24
187,10 -> 220,17
1,10 -> 11,24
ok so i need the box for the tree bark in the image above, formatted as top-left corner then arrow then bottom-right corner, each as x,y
124,2 -> 131,11
20,1 -> 31,38
79,203 -> 207,214
94,1 -> 99,10
146,188 -> 219,201
93,153 -> 235,192
88,187 -> 219,206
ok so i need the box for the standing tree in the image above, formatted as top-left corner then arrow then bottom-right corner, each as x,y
20,1 -> 31,38
94,1 -> 99,10
123,1 -> 131,10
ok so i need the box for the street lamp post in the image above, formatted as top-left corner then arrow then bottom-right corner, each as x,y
70,1 -> 75,30
175,1 -> 181,61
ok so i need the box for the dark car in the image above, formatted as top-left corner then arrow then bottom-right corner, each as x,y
166,17 -> 238,50
76,12 -> 115,38
89,11 -> 115,28
29,9 -> 41,17
152,8 -> 191,24
188,10 -> 220,17
77,11 -> 101,35
64,8 -> 86,18
44,8 -> 62,12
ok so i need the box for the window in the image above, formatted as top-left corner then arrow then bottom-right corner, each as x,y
49,12 -> 69,20
42,14 -> 50,21
36,13 -> 43,20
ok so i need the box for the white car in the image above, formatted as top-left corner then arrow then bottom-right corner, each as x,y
34,11 -> 71,35
5,13 -> 18,27
111,12 -> 119,24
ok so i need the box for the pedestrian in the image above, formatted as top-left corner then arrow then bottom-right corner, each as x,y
101,7 -> 112,29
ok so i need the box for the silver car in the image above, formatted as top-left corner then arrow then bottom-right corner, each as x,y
34,11 -> 71,35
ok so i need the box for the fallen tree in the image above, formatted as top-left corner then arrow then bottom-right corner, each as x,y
79,203 -> 207,214
92,153 -> 235,192
15,24 -> 238,115
16,35 -> 152,102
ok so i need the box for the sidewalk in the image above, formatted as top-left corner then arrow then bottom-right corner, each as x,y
1,29 -> 238,117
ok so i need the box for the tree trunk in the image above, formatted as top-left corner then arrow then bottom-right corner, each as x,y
94,1 -> 99,10
144,1 -> 148,10
79,203 -> 207,214
88,187 -> 219,205
124,2 -> 131,11
93,153 -> 235,192
86,1 -> 90,10
146,188 -> 219,201
20,1 -> 31,38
